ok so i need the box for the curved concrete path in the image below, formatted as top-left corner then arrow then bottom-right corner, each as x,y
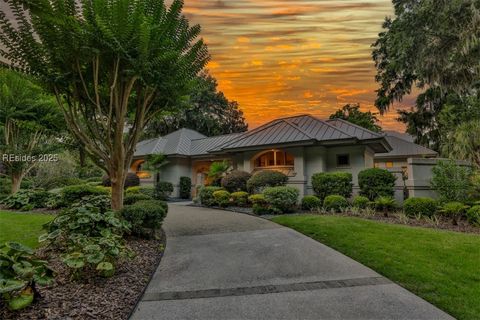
131,204 -> 453,320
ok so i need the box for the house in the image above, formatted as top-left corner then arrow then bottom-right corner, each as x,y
132,114 -> 438,199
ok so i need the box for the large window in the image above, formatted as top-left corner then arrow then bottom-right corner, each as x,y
254,150 -> 294,168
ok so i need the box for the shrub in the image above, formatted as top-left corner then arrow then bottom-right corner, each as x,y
311,172 -> 353,201
137,186 -> 155,198
102,172 -> 140,188
74,194 -> 111,213
231,191 -> 249,207
248,194 -> 267,205
431,160 -> 472,202
0,242 -> 53,310
124,193 -> 153,205
247,170 -> 288,193
179,177 -> 192,199
213,190 -> 231,207
358,168 -> 396,200
323,195 -> 348,212
466,205 -> 480,226
199,186 -> 223,206
120,200 -> 168,238
155,181 -> 174,200
125,186 -> 141,195
403,197 -> 438,218
374,196 -> 397,217
61,184 -> 110,205
248,194 -> 269,215
32,152 -> 79,190
352,196 -> 370,209
440,202 -> 469,225
263,186 -> 299,214
221,170 -> 251,192
301,195 -> 322,211
1,189 -> 52,210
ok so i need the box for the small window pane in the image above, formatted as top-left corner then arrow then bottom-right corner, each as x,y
276,151 -> 286,166
386,162 -> 394,168
336,154 -> 350,167
286,153 -> 294,166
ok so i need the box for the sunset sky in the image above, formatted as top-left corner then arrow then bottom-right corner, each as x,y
182,0 -> 410,131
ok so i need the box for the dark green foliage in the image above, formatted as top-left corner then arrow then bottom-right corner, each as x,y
358,168 -> 396,201
374,196 -> 397,217
440,202 -> 469,225
120,200 -> 168,238
431,160 -> 472,203
403,197 -> 438,218
231,191 -> 249,207
155,181 -> 174,200
1,189 -> 52,210
311,172 -> 353,201
323,195 -> 349,212
126,186 -> 155,198
179,177 -> 192,199
352,196 -> 370,209
123,193 -> 153,205
329,104 -> 382,132
466,206 -> 480,226
248,194 -> 271,215
301,195 -> 322,211
198,186 -> 223,206
213,190 -> 231,208
263,186 -> 299,214
0,242 -> 53,310
247,170 -> 288,193
61,185 -> 110,205
101,173 -> 140,189
221,170 -> 251,192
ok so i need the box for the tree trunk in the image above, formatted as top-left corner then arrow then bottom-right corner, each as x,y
110,165 -> 126,211
11,172 -> 24,194
79,145 -> 86,168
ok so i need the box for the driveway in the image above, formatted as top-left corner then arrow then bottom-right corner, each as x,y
131,204 -> 453,320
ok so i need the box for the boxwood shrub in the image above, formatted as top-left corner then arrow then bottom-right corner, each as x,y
358,168 -> 396,200
351,195 -> 370,209
154,181 -> 174,200
248,194 -> 271,215
213,190 -> 231,207
301,195 -> 322,210
120,200 -> 168,238
231,191 -> 249,207
61,184 -> 110,204
311,172 -> 353,201
124,193 -> 153,205
247,170 -> 288,193
179,177 -> 192,199
199,186 -> 223,206
323,195 -> 349,212
466,205 -> 480,226
263,186 -> 299,214
221,170 -> 251,192
403,197 -> 438,218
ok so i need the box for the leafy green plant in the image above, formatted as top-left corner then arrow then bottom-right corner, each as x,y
1,189 -> 53,210
263,186 -> 299,214
154,181 -> 174,200
466,205 -> 480,226
179,177 -> 192,199
213,190 -> 231,207
198,186 -> 223,206
221,170 -> 251,192
120,200 -> 168,239
301,195 -> 322,211
358,168 -> 396,200
374,196 -> 397,217
403,197 -> 438,218
231,191 -> 249,207
61,184 -> 110,205
0,242 -> 53,310
311,172 -> 353,202
440,202 -> 469,225
208,161 -> 231,186
247,170 -> 288,193
323,195 -> 349,212
248,194 -> 271,215
124,193 -> 153,205
352,196 -> 370,209
431,160 -> 473,203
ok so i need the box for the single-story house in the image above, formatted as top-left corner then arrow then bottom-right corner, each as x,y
132,114 -> 438,199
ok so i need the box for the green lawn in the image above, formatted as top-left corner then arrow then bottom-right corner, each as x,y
272,215 -> 480,320
0,211 -> 54,248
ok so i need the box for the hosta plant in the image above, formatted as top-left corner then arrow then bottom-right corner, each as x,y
0,242 -> 53,310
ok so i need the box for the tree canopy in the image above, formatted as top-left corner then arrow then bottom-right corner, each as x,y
329,104 -> 382,133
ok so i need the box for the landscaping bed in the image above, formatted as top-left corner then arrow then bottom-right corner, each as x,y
0,234 -> 165,320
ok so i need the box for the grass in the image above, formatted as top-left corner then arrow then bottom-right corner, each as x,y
271,214 -> 480,320
0,210 -> 54,248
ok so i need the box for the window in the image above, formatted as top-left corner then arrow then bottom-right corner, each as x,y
254,150 -> 294,168
336,154 -> 350,167
374,163 -> 380,168
386,162 -> 394,168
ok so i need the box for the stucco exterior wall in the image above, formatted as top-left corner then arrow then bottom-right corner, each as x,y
158,157 -> 192,198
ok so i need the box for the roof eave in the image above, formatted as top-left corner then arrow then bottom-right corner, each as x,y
209,140 -> 317,154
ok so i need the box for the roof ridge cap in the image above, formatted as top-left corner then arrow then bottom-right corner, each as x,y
328,118 -> 384,138
308,115 -> 355,139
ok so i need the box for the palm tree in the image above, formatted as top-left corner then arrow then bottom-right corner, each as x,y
207,160 -> 231,186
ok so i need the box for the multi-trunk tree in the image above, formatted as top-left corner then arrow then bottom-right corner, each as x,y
0,0 -> 209,209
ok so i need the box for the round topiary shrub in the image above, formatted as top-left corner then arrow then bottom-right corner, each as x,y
466,205 -> 480,226
352,195 -> 370,209
248,194 -> 271,215
311,172 -> 353,202
221,170 -> 251,192
231,191 -> 249,207
155,181 -> 174,200
301,195 -> 322,211
120,200 -> 168,238
358,168 -> 396,201
213,190 -> 231,207
403,197 -> 438,218
263,186 -> 299,214
124,193 -> 153,205
247,170 -> 288,193
179,177 -> 192,199
323,195 -> 348,212
198,186 -> 223,206
102,172 -> 140,188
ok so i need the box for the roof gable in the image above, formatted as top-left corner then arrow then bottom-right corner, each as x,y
376,135 -> 438,158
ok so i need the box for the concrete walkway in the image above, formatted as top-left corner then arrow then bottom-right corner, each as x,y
131,204 -> 453,320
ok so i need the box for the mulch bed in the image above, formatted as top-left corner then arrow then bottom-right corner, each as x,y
0,232 -> 166,320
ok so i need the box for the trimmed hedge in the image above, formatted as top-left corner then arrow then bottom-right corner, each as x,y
124,193 -> 153,205
248,194 -> 271,215
221,170 -> 251,192
358,168 -> 396,200
61,184 -> 110,204
323,195 -> 348,212
311,172 -> 353,201
352,195 -> 370,209
263,186 -> 299,214
403,197 -> 438,218
301,195 -> 322,211
213,190 -> 231,207
199,186 -> 223,206
179,177 -> 192,199
247,170 -> 288,193
120,200 -> 168,238
231,191 -> 249,207
155,181 -> 174,200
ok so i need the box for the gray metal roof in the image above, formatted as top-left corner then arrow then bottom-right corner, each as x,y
134,128 -> 206,157
327,118 -> 384,140
375,135 -> 438,159
190,133 -> 243,156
